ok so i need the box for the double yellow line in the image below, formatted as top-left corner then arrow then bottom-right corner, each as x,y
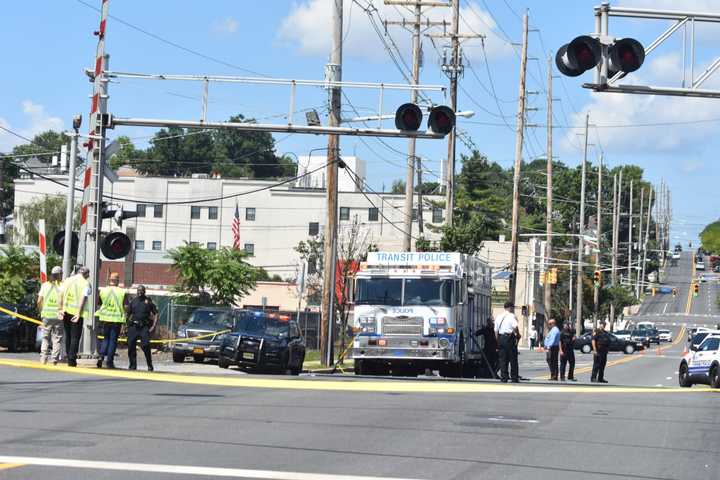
685,258 -> 696,314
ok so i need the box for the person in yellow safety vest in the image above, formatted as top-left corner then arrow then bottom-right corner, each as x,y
59,266 -> 91,367
95,272 -> 128,369
38,265 -> 64,365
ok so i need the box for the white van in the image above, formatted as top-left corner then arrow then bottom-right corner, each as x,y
636,321 -> 655,331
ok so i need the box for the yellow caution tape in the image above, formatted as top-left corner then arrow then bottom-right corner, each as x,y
0,304 -> 229,345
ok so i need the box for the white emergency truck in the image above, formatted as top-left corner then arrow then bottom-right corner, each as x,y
352,252 -> 492,377
679,333 -> 720,388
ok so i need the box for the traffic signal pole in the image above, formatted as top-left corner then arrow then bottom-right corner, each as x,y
594,153 -> 602,326
62,125 -> 80,281
508,11 -> 529,304
320,0 -> 343,367
636,188 -> 644,298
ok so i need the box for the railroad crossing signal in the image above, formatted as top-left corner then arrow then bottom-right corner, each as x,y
556,35 -> 645,79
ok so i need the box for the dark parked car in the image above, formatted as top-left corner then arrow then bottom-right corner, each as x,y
630,330 -> 651,348
645,328 -> 661,345
0,302 -> 38,352
218,311 -> 305,374
172,307 -> 234,363
574,332 -> 640,355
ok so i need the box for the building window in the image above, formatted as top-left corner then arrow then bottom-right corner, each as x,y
368,207 -> 379,222
207,242 -> 217,250
208,206 -> 218,220
412,208 -> 418,221
432,207 -> 443,224
136,204 -> 146,218
309,222 -> 319,236
191,206 -> 201,219
153,204 -> 163,218
246,207 -> 256,221
244,243 -> 255,256
339,207 -> 350,221
152,241 -> 162,251
135,240 -> 145,250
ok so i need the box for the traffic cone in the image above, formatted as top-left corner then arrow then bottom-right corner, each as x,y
656,346 -> 662,356
682,345 -> 688,355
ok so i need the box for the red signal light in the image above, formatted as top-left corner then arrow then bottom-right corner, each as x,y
395,103 -> 423,131
609,38 -> 645,74
556,36 -> 601,77
101,232 -> 132,260
427,106 -> 455,136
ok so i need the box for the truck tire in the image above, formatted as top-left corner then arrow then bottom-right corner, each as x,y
710,363 -> 720,389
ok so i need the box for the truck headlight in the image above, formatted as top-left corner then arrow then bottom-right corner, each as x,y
358,316 -> 376,334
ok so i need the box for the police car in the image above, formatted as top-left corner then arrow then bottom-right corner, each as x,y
678,333 -> 720,388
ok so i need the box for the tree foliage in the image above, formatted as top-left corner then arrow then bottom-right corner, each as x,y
168,243 -> 258,306
17,195 -> 80,244
700,221 -> 720,254
0,246 -> 39,305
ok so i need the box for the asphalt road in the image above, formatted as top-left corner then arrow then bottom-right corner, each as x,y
1,253 -> 718,480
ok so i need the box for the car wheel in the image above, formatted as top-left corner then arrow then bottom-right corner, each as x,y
710,364 -> 720,389
624,344 -> 635,355
218,356 -> 230,369
172,353 -> 185,363
581,344 -> 592,354
7,335 -> 19,353
679,362 -> 692,388
193,355 -> 204,363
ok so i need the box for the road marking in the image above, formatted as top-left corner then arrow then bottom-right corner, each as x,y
663,304 -> 668,314
655,384 -> 663,387
0,358 -> 711,394
0,463 -> 23,471
0,456 -> 416,480
666,377 -> 672,380
487,416 -> 539,424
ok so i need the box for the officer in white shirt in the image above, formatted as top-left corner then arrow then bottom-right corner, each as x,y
494,301 -> 520,382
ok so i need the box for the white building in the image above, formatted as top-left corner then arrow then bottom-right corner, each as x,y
295,155 -> 366,192
13,169 -> 445,279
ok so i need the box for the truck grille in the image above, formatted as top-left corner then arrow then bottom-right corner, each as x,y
381,316 -> 423,335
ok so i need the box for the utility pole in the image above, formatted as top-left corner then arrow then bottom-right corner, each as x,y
575,112 -> 589,336
508,11 -> 529,304
0,158 -> 5,244
385,1 -> 449,250
610,169 -> 622,327
444,0 -> 460,227
320,0 -> 343,367
63,120 -> 81,280
627,179 -> 633,292
594,153 -> 603,326
544,54 -> 553,328
641,187 -> 653,293
636,188 -> 644,297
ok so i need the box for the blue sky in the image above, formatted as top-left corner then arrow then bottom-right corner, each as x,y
2,0 -> 718,243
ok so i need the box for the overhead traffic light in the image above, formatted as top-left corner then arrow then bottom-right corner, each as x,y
593,270 -> 601,284
100,231 -> 133,260
694,283 -> 699,296
556,35 -> 645,80
672,288 -> 677,297
52,230 -> 79,257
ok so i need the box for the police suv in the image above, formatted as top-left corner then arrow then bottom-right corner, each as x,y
678,333 -> 720,388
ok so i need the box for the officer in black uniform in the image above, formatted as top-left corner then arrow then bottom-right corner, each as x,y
126,285 -> 158,371
591,322 -> 611,383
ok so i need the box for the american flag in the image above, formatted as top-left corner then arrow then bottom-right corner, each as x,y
232,202 -> 241,249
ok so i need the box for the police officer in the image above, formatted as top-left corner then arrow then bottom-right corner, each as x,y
591,322 -> 611,383
559,323 -> 576,381
126,285 -> 158,371
544,319 -> 561,381
95,272 -> 127,369
59,266 -> 91,367
495,301 -> 520,383
38,266 -> 64,365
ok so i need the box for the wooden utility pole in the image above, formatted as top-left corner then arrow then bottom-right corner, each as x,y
385,1 -> 449,250
641,187 -> 653,294
594,153 -> 603,326
444,0 -> 460,227
508,11 -> 529,304
627,179 -> 634,291
320,0 -> 343,367
636,188 -> 644,297
575,112 -> 589,336
610,169 -> 622,327
544,54 -> 553,328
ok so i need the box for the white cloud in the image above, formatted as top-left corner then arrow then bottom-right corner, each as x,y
561,53 -> 720,154
278,0 -> 512,62
619,0 -> 720,11
212,17 -> 239,35
0,101 -> 64,152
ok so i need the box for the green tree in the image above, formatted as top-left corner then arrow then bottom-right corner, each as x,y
295,234 -> 324,305
0,246 -> 38,304
700,221 -> 720,254
108,136 -> 147,170
168,243 -> 258,306
390,179 -> 405,194
205,247 -> 257,305
17,196 -> 80,244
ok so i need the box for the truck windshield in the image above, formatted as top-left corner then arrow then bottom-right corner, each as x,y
354,278 -> 402,306
403,279 -> 453,306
